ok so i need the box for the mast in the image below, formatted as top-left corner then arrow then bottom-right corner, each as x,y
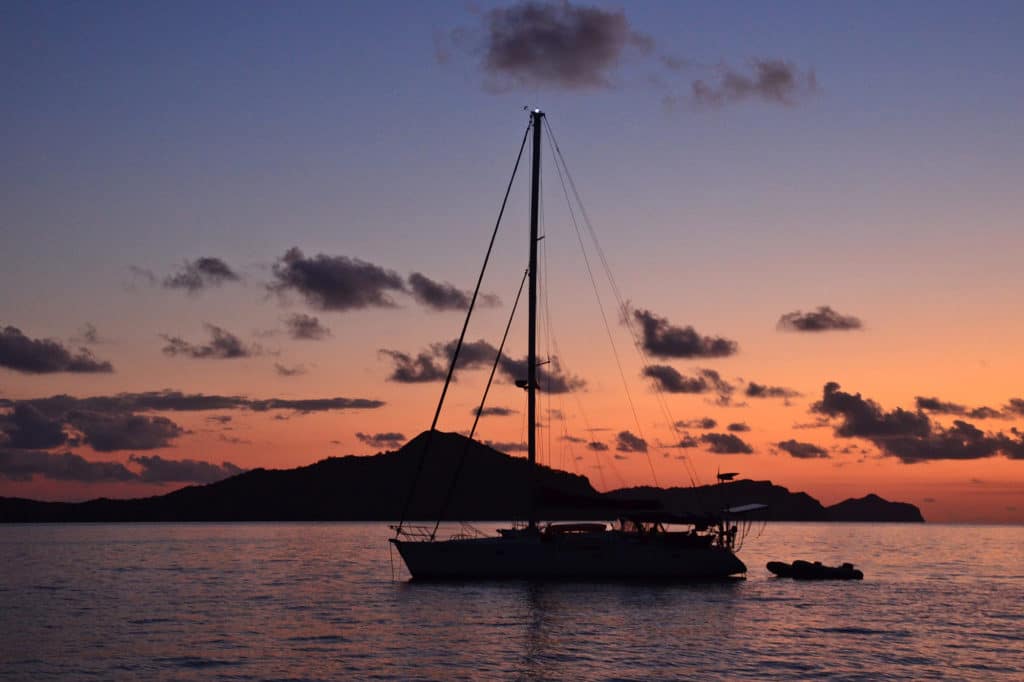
527,109 -> 543,530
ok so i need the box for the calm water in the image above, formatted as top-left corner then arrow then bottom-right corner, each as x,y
1,522 -> 1022,681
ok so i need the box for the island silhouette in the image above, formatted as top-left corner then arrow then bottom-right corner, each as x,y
0,431 -> 923,523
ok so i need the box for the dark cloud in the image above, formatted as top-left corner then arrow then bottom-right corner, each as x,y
727,422 -> 750,432
746,382 -> 801,399
285,314 -> 331,341
699,368 -> 736,405
633,309 -> 738,358
561,434 -> 586,443
474,406 -> 517,417
643,366 -> 734,403
206,415 -> 232,425
700,432 -> 753,454
777,306 -> 862,332
915,396 -> 1005,420
692,59 -> 818,107
270,247 -> 406,311
0,325 -> 114,374
5,392 -> 385,429
161,324 -> 255,359
642,365 -> 708,393
247,398 -> 385,413
163,257 -> 239,293
777,439 -> 829,459
813,382 -> 1024,463
1005,399 -> 1024,416
472,1 -> 652,90
382,338 -> 584,393
274,363 -> 307,377
355,432 -> 406,449
380,349 -> 447,383
0,404 -> 67,449
0,448 -> 136,482
587,441 -> 608,451
615,430 -> 647,453
407,272 -> 495,311
65,411 -> 185,452
128,454 -> 243,484
675,435 -> 699,448
675,417 -> 716,430
485,440 -> 528,452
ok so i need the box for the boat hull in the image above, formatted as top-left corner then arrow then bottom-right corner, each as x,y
391,533 -> 747,580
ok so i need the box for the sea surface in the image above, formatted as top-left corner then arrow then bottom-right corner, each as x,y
1,522 -> 1021,681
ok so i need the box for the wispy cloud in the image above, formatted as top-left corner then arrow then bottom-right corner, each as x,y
778,306 -> 862,332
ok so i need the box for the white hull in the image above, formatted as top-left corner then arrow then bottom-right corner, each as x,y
391,532 -> 746,580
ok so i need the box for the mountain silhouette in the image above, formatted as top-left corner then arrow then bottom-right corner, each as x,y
0,430 -> 924,522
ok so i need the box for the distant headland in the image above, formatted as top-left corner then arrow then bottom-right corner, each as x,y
0,431 -> 924,523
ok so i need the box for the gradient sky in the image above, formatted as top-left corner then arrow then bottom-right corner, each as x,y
3,1 -> 1023,522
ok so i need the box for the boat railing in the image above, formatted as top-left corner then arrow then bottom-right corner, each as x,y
391,522 -> 491,542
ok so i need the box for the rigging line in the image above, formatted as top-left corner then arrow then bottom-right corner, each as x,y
543,121 -> 659,488
431,269 -> 529,539
546,121 -> 704,491
544,120 -> 703,488
396,121 -> 532,533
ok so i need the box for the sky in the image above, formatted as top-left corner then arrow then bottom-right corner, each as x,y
2,1 -> 1023,522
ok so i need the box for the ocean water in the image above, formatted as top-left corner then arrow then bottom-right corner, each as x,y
1,522 -> 1021,681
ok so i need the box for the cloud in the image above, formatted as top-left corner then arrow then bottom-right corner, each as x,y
777,306 -> 862,332
474,406 -> 517,417
247,398 -> 384,413
128,454 -> 243,484
5,391 -> 385,430
128,266 -> 158,288
727,422 -> 750,432
206,415 -> 232,425
675,417 -> 716,430
0,325 -> 114,374
915,396 -> 1005,420
407,272 -> 500,311
642,365 -> 708,393
382,338 -> 584,393
269,247 -> 406,311
73,323 -> 101,345
65,411 -> 185,452
615,430 -> 647,453
561,434 -> 586,443
274,363 -> 307,377
467,0 -> 653,91
633,309 -> 737,358
813,382 -> 1024,463
587,441 -> 608,451
746,382 -> 801,399
380,349 -> 448,383
355,432 -> 406,449
285,314 -> 331,341
776,439 -> 829,459
161,324 -> 256,359
0,448 -> 136,482
692,59 -> 818,107
163,257 -> 240,293
700,432 -> 753,454
0,404 -> 68,449
674,435 -> 699,448
642,366 -> 734,403
485,440 -> 528,452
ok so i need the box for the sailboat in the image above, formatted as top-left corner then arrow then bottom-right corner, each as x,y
390,110 -> 748,580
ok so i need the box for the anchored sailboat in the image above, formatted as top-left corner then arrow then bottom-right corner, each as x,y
390,110 -> 748,580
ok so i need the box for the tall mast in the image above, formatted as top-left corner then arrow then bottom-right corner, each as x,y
527,109 -> 543,530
